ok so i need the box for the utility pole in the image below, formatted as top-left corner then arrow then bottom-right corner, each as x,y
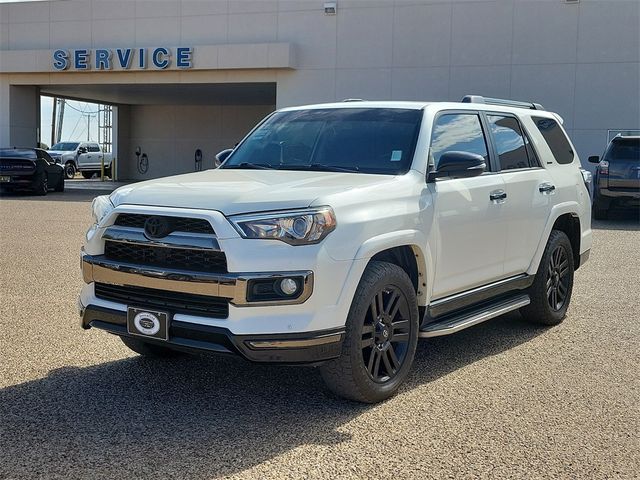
56,99 -> 65,143
50,97 -> 57,147
85,114 -> 91,141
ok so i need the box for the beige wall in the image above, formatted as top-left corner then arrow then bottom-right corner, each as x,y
1,0 -> 639,171
123,103 -> 273,180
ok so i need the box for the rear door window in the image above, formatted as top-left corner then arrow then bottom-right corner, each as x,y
487,114 -> 532,170
532,117 -> 574,164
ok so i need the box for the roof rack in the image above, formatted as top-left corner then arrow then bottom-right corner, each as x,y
462,95 -> 545,111
342,98 -> 365,102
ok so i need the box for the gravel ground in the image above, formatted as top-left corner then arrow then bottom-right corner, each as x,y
0,191 -> 638,480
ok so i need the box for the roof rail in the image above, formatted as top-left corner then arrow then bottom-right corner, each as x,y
462,95 -> 545,111
342,98 -> 365,102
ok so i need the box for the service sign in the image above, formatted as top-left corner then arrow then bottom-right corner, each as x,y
52,47 -> 193,71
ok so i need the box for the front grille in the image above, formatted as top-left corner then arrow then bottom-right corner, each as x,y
95,283 -> 229,318
104,241 -> 228,273
114,214 -> 215,234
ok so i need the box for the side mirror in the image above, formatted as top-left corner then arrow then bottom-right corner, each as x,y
78,147 -> 87,154
54,158 -> 61,164
214,148 -> 233,168
588,155 -> 600,164
428,151 -> 486,181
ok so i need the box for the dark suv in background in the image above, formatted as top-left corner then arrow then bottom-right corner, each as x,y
589,135 -> 640,219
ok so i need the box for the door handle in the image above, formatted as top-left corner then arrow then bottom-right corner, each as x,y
489,190 -> 507,204
539,183 -> 556,194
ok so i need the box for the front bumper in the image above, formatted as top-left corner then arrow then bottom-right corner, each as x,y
81,253 -> 313,307
81,304 -> 344,364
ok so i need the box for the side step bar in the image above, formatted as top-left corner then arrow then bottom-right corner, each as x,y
419,294 -> 530,338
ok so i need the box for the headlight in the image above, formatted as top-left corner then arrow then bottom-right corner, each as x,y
229,207 -> 337,245
91,195 -> 115,225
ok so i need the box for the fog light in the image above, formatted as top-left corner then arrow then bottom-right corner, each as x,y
279,278 -> 298,296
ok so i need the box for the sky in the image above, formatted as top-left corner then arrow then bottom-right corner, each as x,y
41,97 -> 102,148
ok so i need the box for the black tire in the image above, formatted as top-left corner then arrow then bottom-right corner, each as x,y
35,174 -> 48,196
320,261 -> 419,403
120,336 -> 183,358
520,230 -> 574,326
81,171 -> 94,179
54,174 -> 64,192
104,166 -> 112,178
592,199 -> 609,220
64,162 -> 76,179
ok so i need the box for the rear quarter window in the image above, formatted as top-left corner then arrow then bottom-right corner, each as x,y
532,116 -> 574,164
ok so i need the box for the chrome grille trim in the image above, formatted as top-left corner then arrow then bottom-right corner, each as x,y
103,226 -> 221,251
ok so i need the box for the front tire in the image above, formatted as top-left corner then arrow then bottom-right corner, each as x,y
64,162 -> 76,179
120,336 -> 183,358
320,261 -> 419,403
520,230 -> 574,326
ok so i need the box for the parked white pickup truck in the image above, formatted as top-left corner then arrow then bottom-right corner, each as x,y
79,96 -> 592,403
48,141 -> 113,179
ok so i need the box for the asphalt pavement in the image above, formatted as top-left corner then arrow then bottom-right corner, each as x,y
0,190 -> 638,479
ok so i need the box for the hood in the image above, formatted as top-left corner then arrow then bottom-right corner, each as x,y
48,150 -> 72,156
110,169 -> 398,215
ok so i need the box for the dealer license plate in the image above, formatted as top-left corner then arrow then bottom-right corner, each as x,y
127,307 -> 169,341
0,176 -> 10,183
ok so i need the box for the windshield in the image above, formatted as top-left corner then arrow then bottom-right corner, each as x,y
50,142 -> 79,151
222,108 -> 422,175
0,148 -> 36,159
605,139 -> 640,162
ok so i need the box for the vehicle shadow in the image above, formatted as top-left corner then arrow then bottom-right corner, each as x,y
0,190 -> 96,203
0,312 -> 546,479
591,209 -> 640,231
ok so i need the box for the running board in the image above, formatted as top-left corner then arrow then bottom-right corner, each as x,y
419,294 -> 530,338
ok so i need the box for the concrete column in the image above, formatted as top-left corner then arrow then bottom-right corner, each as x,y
0,80 -> 40,148
112,104 -> 131,181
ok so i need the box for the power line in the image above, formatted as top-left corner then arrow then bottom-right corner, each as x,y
64,101 -> 99,115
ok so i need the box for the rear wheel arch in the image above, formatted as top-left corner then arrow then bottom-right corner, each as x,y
550,213 -> 581,270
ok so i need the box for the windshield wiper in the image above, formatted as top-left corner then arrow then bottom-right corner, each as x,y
280,164 -> 360,173
224,162 -> 276,170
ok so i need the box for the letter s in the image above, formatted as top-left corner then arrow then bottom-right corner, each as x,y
53,50 -> 69,71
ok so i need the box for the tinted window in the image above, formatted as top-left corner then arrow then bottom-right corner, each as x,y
605,138 -> 640,163
88,144 -> 101,152
50,142 -> 79,151
223,108 -> 422,175
0,149 -> 36,159
533,117 -> 574,164
488,115 -> 531,170
430,113 -> 488,169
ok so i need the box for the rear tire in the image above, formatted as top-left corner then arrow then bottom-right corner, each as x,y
520,230 -> 574,326
120,336 -> 183,358
592,199 -> 609,220
36,174 -> 48,196
54,175 -> 64,192
320,261 -> 419,403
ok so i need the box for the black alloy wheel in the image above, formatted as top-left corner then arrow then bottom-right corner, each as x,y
520,230 -> 574,326
547,245 -> 570,311
64,162 -> 76,179
36,174 -> 48,196
361,286 -> 411,383
320,261 -> 419,403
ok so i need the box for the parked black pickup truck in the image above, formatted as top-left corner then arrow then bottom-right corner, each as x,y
0,148 -> 65,195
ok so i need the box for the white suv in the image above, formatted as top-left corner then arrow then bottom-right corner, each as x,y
79,96 -> 592,403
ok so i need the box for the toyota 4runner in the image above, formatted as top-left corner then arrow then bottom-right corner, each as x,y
79,96 -> 592,403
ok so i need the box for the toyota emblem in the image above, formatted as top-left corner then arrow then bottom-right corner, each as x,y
144,216 -> 171,238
